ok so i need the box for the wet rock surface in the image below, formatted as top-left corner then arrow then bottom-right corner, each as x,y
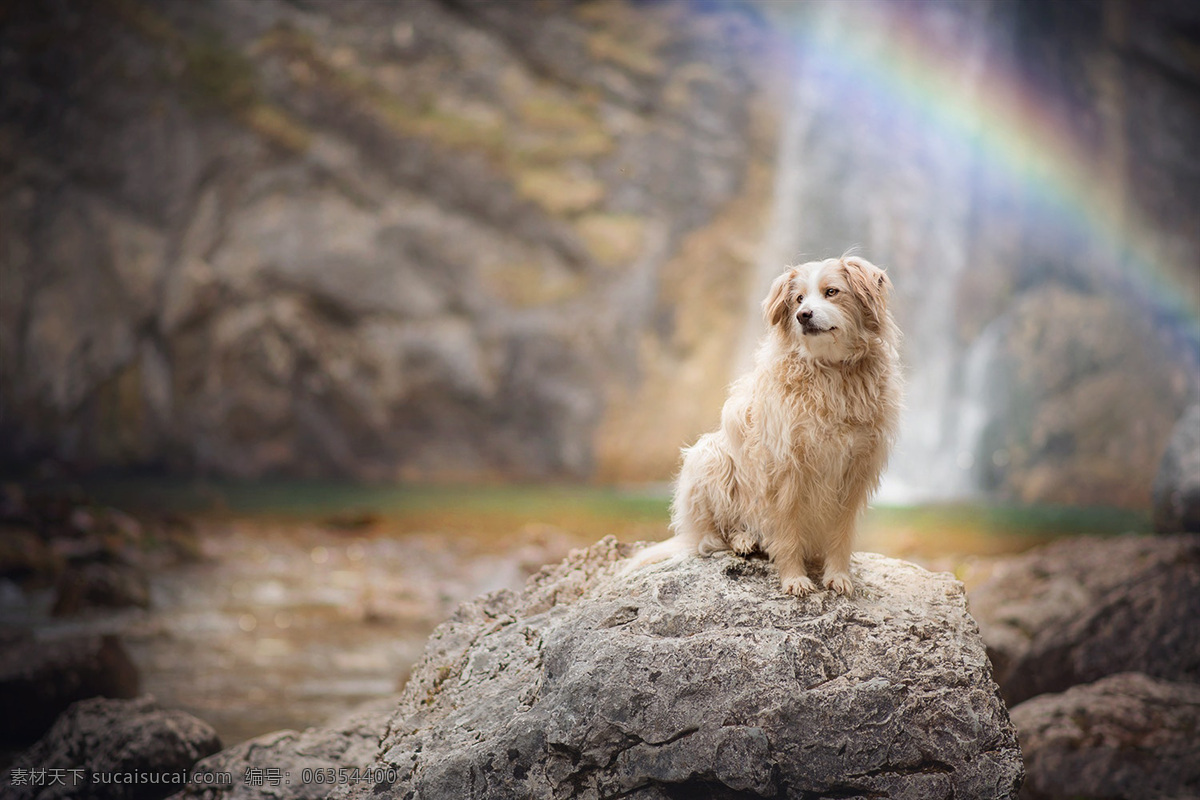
341,537 -> 1021,800
1009,672 -> 1200,800
1,695 -> 221,800
968,534 -> 1200,706
0,482 -> 201,615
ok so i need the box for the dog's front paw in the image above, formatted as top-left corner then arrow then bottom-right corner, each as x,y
780,574 -> 818,597
823,571 -> 854,597
728,528 -> 758,556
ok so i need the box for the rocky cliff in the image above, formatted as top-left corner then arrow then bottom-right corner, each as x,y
0,0 -> 781,481
1,0 -> 1197,501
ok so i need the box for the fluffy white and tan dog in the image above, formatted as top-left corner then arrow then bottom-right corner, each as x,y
628,256 -> 902,597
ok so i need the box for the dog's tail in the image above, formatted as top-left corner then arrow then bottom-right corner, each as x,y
621,537 -> 692,574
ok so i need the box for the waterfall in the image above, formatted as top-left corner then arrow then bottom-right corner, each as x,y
953,318 -> 1008,486
734,61 -> 811,376
877,322 -> 1003,504
736,2 -> 999,505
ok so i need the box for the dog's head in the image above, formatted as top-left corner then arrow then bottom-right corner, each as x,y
762,256 -> 894,362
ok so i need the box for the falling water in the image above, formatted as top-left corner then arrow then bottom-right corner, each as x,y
738,2 -> 1000,505
877,323 -> 1004,504
734,62 -> 811,375
953,318 -> 1009,486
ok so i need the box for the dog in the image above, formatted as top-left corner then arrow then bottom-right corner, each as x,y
627,256 -> 902,597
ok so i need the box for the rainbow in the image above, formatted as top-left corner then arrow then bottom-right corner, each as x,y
766,0 -> 1200,340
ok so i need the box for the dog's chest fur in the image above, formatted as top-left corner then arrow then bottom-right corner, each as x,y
750,357 -> 888,477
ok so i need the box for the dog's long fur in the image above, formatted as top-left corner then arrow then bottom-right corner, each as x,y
628,256 -> 902,596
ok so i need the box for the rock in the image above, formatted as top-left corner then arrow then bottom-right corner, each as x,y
967,534 -> 1200,706
1153,402 -> 1200,533
0,482 -> 27,518
0,633 -> 140,745
344,537 -> 1022,800
0,526 -> 59,587
1,696 -> 221,800
1010,672 -> 1200,800
176,697 -> 397,800
51,561 -> 152,615
968,288 -> 1189,507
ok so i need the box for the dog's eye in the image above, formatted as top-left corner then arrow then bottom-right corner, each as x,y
796,294 -> 804,303
825,287 -> 839,298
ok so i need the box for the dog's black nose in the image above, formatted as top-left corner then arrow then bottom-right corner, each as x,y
799,309 -> 813,321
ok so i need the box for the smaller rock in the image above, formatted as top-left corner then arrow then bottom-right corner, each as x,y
0,482 -> 27,519
51,561 -> 152,615
0,526 -> 59,587
1010,672 -> 1200,800
1153,402 -> 1200,533
69,506 -> 97,534
105,508 -> 145,543
968,534 -> 1200,705
176,697 -> 397,800
0,633 -> 140,745
2,696 -> 222,800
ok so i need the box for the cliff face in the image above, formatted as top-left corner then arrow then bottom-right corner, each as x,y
1,0 -> 1197,503
0,0 -> 780,480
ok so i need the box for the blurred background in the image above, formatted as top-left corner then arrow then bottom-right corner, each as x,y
1,0 -> 1198,758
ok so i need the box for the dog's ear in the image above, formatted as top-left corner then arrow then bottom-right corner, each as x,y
842,257 -> 891,333
762,268 -> 797,327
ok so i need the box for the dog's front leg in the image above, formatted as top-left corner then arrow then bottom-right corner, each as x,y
772,538 -> 817,596
822,446 -> 887,596
821,527 -> 854,596
779,561 -> 818,596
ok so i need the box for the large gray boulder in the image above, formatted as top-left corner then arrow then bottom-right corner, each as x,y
2,696 -> 221,800
343,537 -> 1022,800
1153,402 -> 1200,533
1010,672 -> 1200,800
968,534 -> 1200,706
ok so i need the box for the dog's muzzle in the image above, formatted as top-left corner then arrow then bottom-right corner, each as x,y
798,310 -> 834,335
